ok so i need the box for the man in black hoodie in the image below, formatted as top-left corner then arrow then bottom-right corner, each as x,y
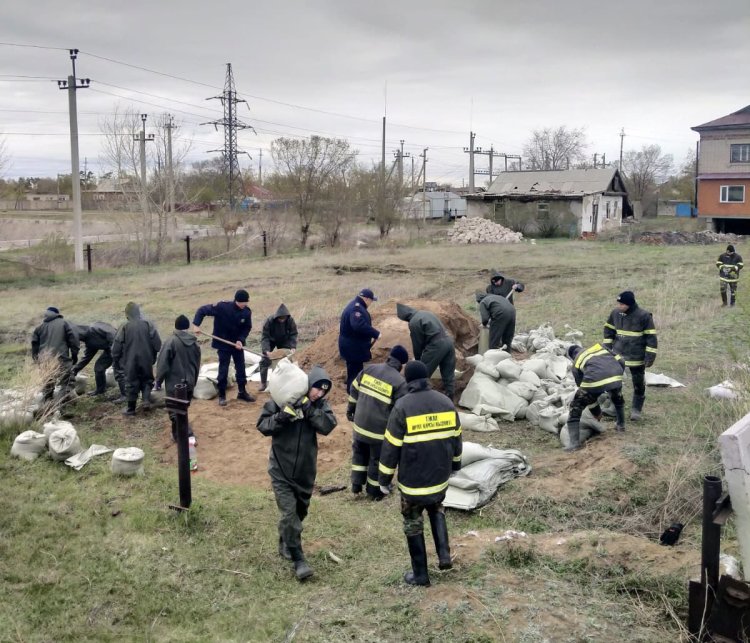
156,315 -> 201,441
259,303 -> 298,392
31,306 -> 79,401
112,302 -> 162,417
486,270 -> 524,304
476,292 -> 516,351
257,365 -> 337,581
72,322 -> 123,398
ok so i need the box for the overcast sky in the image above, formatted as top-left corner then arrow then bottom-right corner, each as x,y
1,0 -> 748,185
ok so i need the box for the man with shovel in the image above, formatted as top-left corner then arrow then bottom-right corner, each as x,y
258,304 -> 298,393
193,289 -> 255,407
476,292 -> 516,351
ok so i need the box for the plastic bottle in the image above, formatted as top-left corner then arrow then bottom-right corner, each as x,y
188,436 -> 198,473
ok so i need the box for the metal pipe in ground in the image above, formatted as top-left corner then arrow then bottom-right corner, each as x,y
167,383 -> 191,510
702,475 -> 723,594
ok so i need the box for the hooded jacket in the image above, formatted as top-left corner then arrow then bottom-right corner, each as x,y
338,296 -> 379,363
111,303 -> 162,376
256,365 -> 338,491
717,251 -> 744,283
349,356 -> 408,444
478,293 -> 516,326
378,376 -> 462,505
31,310 -> 79,362
396,304 -> 451,361
569,343 -> 625,393
603,302 -> 657,367
155,329 -> 201,393
193,300 -> 252,349
260,304 -> 298,353
76,322 -> 116,352
486,270 -> 523,304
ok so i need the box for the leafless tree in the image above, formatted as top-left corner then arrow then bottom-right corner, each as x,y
270,136 -> 356,248
622,144 -> 673,215
523,126 -> 588,170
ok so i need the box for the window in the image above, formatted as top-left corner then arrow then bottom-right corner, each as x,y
605,201 -> 611,219
537,202 -> 549,216
720,185 -> 745,203
730,144 -> 750,163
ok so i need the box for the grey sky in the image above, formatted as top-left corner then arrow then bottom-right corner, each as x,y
1,0 -> 748,184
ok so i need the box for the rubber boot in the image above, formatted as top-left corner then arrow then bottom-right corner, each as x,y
141,386 -> 153,410
631,394 -> 645,422
278,536 -> 292,561
614,405 -> 626,432
288,546 -> 314,581
218,387 -> 227,407
122,400 -> 136,417
721,291 -> 728,307
404,533 -> 431,586
429,511 -> 453,570
237,384 -> 256,403
258,368 -> 268,393
87,371 -> 107,396
564,420 -> 582,452
730,292 -> 736,307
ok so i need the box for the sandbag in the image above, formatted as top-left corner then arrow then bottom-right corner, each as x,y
496,360 -> 522,381
465,354 -> 484,367
111,447 -> 145,476
458,412 -> 500,433
268,358 -> 308,407
199,362 -> 236,387
74,374 -> 88,395
544,356 -> 570,382
48,427 -> 82,462
519,369 -> 542,387
558,411 -> 605,448
43,419 -> 75,442
193,377 -> 218,400
538,406 -> 565,434
0,407 -> 34,428
475,361 -> 500,379
11,430 -> 47,461
507,380 -> 538,402
511,338 -> 527,353
105,367 -> 116,387
483,349 -> 511,365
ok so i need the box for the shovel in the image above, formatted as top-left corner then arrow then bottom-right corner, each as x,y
195,330 -> 264,359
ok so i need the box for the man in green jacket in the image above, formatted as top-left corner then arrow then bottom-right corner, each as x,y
31,306 -> 79,401
258,303 -> 298,392
257,365 -> 338,581
396,303 -> 456,399
476,292 -> 517,351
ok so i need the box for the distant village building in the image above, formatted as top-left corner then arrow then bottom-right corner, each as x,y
691,105 -> 750,234
82,177 -> 138,210
465,167 -> 632,236
657,199 -> 694,217
400,190 -> 467,220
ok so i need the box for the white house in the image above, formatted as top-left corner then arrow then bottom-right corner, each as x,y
400,190 -> 467,220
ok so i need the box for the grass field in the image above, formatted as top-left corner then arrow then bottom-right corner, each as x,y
1,231 -> 748,642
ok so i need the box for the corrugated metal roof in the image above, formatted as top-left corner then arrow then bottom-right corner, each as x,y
486,167 -> 617,196
692,105 -> 750,131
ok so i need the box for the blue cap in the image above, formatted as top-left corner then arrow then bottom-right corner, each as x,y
359,288 -> 377,301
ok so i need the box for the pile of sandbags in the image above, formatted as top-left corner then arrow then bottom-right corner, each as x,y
0,388 -> 37,428
447,217 -> 524,245
511,323 -> 582,355
193,351 -> 265,400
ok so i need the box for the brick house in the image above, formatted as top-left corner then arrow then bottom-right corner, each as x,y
691,105 -> 750,233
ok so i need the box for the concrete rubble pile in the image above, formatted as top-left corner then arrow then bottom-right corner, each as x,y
447,217 -> 524,245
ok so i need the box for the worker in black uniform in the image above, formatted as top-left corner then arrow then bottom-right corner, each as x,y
30,306 -> 79,402
717,244 -> 743,307
564,343 -> 626,452
72,321 -> 124,398
347,344 -> 409,499
603,291 -> 657,421
486,270 -> 524,304
396,303 -> 456,399
476,292 -> 517,351
378,360 -> 462,587
112,302 -> 162,416
259,303 -> 298,392
193,289 -> 254,407
257,365 -> 337,581
338,288 -> 380,393
155,315 -> 201,441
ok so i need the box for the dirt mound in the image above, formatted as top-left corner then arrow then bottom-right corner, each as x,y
609,229 -> 743,245
295,298 -> 480,404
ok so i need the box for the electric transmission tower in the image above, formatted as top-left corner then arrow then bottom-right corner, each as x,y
203,63 -> 255,209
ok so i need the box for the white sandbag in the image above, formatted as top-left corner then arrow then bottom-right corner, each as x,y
458,412 -> 500,433
472,403 -> 509,416
199,362 -> 236,386
521,359 -> 547,379
530,387 -> 548,402
74,374 -> 88,395
525,399 -> 545,427
646,372 -> 686,388
193,377 -> 218,400
531,336 -> 550,351
496,360 -> 522,381
111,447 -> 145,476
519,369 -> 541,387
243,351 -> 262,367
0,407 -> 34,428
707,381 -> 739,400
11,430 -> 48,461
558,411 -> 605,448
268,358 -> 309,407
538,406 -> 565,434
459,373 -> 521,421
149,387 -> 166,407
465,354 -> 484,367
48,427 -> 82,462
511,338 -> 527,353
507,380 -> 538,402
544,356 -> 570,382
475,361 -> 500,379
483,349 -> 512,365
105,367 -> 116,386
43,419 -> 75,442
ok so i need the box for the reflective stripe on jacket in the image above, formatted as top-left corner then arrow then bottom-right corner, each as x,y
717,252 -> 744,283
349,358 -> 408,444
603,304 -> 657,367
572,343 -> 625,393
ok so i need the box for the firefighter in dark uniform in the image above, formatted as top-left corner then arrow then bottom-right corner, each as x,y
193,289 -> 255,407
486,270 -> 524,304
338,288 -> 380,393
476,292 -> 517,351
155,315 -> 201,441
112,302 -> 162,416
72,321 -> 124,398
258,303 -> 298,392
564,343 -> 626,452
347,344 -> 409,499
717,244 -> 743,307
31,306 -> 79,402
396,303 -> 456,399
257,366 -> 337,581
378,360 -> 463,587
603,291 -> 657,421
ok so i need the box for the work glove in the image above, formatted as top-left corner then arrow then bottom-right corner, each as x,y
514,283 -> 525,293
153,381 -> 162,391
346,403 -> 355,422
276,409 -> 296,425
379,484 -> 392,496
644,355 -> 655,368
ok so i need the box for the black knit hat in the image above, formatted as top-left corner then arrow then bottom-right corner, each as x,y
617,291 -> 636,307
567,345 -> 582,360
389,345 -> 409,365
404,360 -> 429,383
175,314 -> 190,330
728,244 -> 735,253
46,306 -> 60,314
234,289 -> 250,303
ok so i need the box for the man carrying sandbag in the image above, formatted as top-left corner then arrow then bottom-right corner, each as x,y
476,293 -> 516,351
258,304 -> 298,393
564,343 -> 626,452
348,345 -> 409,499
193,289 -> 254,407
31,306 -> 79,402
257,365 -> 337,581
155,315 -> 201,441
112,302 -> 162,417
396,303 -> 456,399
72,322 -> 124,399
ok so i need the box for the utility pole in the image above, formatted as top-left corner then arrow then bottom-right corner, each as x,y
380,116 -> 386,225
204,63 -> 254,210
135,114 -> 155,258
420,148 -> 428,221
463,131 -> 476,192
475,148 -> 521,182
411,156 -> 415,192
593,153 -> 598,168
258,149 -> 263,184
619,128 -> 625,171
165,114 -> 176,243
394,140 -> 410,191
57,49 -> 90,271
